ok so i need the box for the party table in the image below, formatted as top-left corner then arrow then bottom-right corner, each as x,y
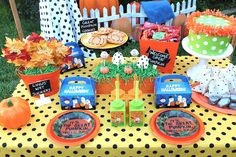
1,56 -> 236,157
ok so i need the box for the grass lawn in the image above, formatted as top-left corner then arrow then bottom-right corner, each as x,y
0,4 -> 40,101
0,4 -> 235,101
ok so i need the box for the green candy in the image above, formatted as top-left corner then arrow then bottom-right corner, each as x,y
152,32 -> 166,40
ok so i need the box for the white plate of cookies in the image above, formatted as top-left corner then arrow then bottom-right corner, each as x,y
80,27 -> 129,49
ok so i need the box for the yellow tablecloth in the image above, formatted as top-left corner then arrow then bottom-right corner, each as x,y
1,56 -> 236,157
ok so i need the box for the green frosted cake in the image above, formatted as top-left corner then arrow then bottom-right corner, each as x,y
186,10 -> 236,56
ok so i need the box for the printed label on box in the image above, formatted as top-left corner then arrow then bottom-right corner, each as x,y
111,112 -> 125,126
130,111 -> 143,126
29,80 -> 51,96
147,47 -> 170,67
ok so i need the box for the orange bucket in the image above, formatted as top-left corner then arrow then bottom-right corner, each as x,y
17,67 -> 61,97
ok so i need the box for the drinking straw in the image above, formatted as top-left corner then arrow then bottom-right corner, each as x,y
116,74 -> 119,101
133,74 -> 137,92
135,80 -> 139,100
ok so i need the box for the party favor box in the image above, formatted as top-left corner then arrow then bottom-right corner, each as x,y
154,74 -> 192,108
59,76 -> 96,110
61,42 -> 85,73
139,23 -> 181,73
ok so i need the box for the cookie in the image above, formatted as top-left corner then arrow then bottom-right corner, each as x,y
96,27 -> 113,35
111,30 -> 126,38
88,36 -> 107,47
107,33 -> 125,44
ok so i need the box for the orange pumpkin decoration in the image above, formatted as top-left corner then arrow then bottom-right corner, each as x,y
79,0 -> 119,17
100,66 -> 110,74
0,97 -> 31,129
111,17 -> 132,36
124,66 -> 133,74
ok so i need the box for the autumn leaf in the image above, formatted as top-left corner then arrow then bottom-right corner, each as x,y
2,33 -> 72,69
27,32 -> 44,43
4,37 -> 25,54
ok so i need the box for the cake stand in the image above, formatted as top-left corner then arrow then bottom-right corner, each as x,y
182,37 -> 234,81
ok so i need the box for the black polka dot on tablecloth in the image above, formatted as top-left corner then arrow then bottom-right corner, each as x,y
2,143 -> 7,148
161,144 -> 166,148
152,138 -> 157,142
80,144 -> 85,149
57,151 -> 62,154
42,150 -> 47,154
137,151 -> 142,154
145,144 -> 150,149
113,144 -> 118,149
121,151 -> 125,155
209,143 -> 214,148
225,143 -> 230,148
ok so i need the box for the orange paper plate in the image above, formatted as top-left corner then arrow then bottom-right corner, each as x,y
192,84 -> 236,115
80,32 -> 128,50
150,109 -> 205,145
46,110 -> 100,146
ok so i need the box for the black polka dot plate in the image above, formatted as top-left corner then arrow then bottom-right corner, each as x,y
47,110 -> 100,146
150,109 -> 204,145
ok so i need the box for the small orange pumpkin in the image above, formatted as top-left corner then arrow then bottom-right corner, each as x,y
0,97 -> 31,129
100,66 -> 110,74
124,66 -> 133,74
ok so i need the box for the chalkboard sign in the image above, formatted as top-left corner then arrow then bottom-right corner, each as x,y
79,18 -> 98,33
29,80 -> 51,96
147,47 -> 171,67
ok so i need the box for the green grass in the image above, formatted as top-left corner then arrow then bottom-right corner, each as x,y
0,4 -> 40,101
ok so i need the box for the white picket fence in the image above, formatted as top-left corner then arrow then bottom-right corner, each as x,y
81,0 -> 197,28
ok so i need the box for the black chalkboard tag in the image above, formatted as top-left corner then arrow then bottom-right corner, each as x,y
79,18 -> 98,33
147,47 -> 171,67
29,80 -> 51,97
